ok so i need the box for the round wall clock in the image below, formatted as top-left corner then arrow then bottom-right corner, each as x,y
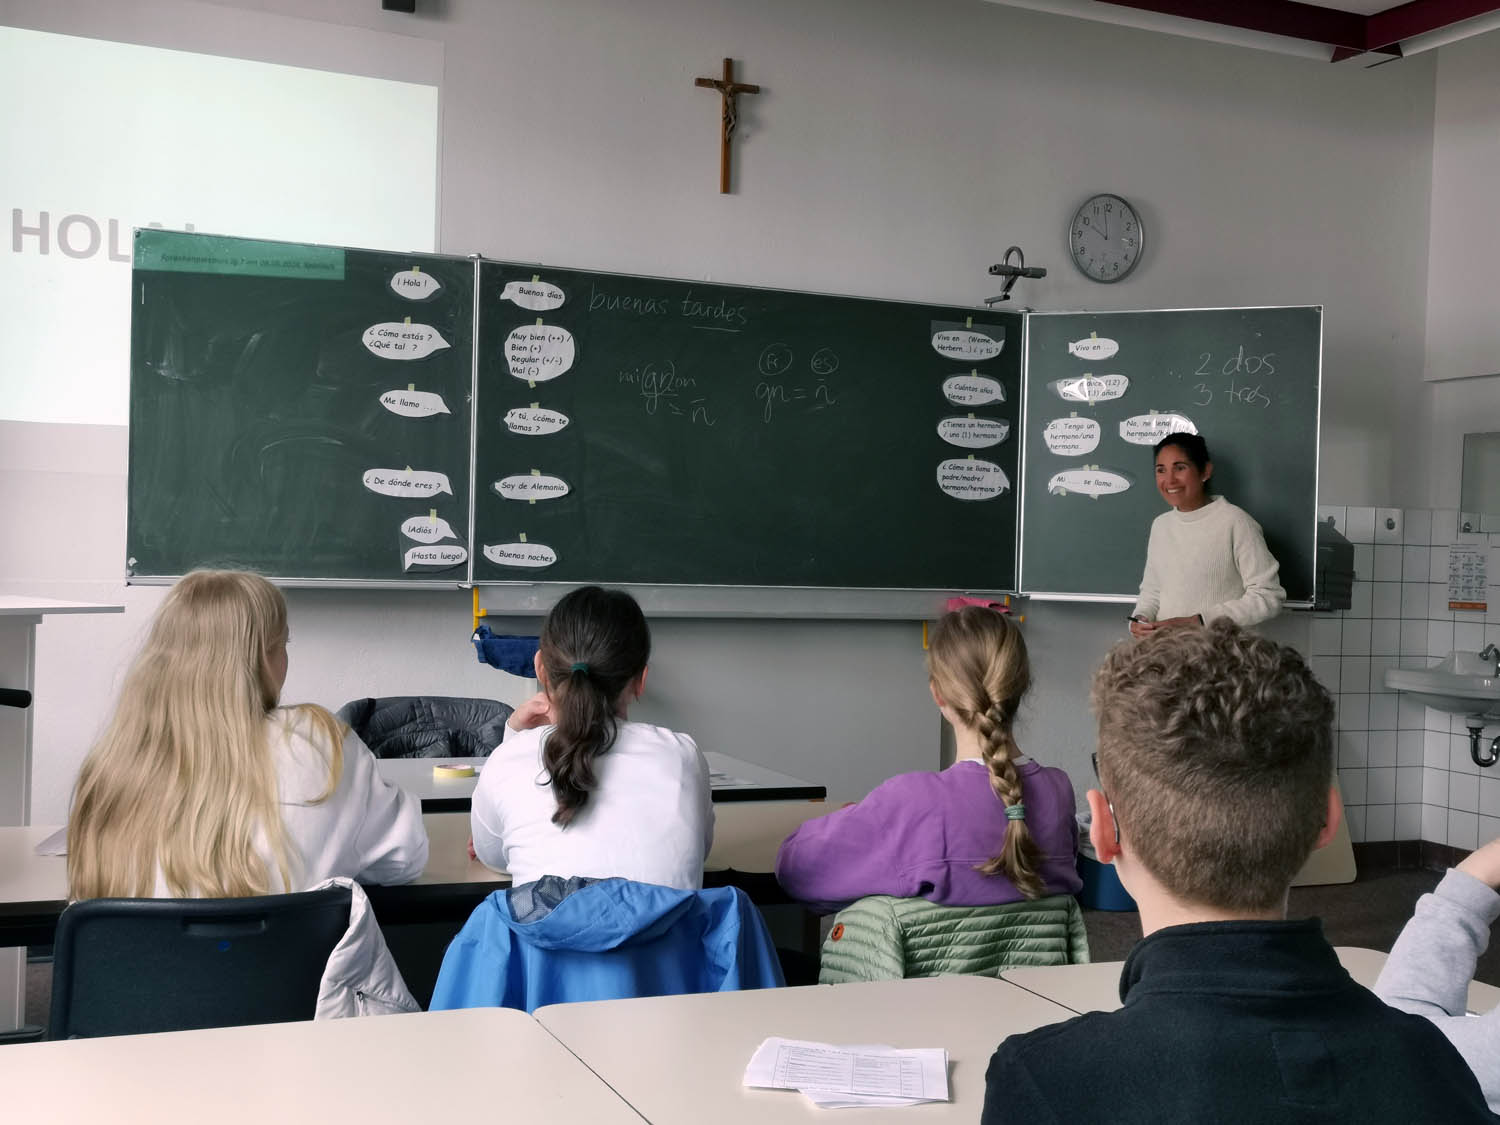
1068,193 -> 1144,283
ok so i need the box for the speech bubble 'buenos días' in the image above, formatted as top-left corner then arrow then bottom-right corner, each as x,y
503,406 -> 570,436
1042,417 -> 1102,456
501,279 -> 566,311
401,514 -> 458,543
362,468 -> 453,498
1049,374 -> 1129,404
361,322 -> 451,361
403,544 -> 467,571
936,458 -> 1010,501
495,473 -> 570,502
931,329 -> 1003,362
389,269 -> 442,301
1119,412 -> 1197,445
941,374 -> 1005,406
379,389 -> 451,418
506,323 -> 576,382
937,417 -> 1010,449
484,541 -> 558,569
1067,336 -> 1119,361
1048,468 -> 1132,498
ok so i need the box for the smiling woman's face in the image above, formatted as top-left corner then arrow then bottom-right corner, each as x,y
1155,444 -> 1211,512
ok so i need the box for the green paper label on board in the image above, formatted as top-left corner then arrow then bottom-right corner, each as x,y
133,231 -> 345,280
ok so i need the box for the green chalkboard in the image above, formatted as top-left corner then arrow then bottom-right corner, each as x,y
1018,307 -> 1321,602
128,231 -> 474,583
471,262 -> 1022,589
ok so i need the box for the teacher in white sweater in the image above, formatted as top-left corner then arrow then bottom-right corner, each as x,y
1129,432 -> 1285,638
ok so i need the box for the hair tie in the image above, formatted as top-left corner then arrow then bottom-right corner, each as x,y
1004,803 -> 1027,821
569,661 -> 589,675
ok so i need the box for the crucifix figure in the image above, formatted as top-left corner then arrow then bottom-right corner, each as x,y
694,58 -> 759,194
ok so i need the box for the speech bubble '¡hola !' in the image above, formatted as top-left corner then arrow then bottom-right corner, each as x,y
361,322 -> 451,360
401,514 -> 458,543
495,474 -> 570,502
936,416 -> 1010,449
503,406 -> 570,436
403,544 -> 467,571
1067,336 -> 1119,361
484,541 -> 558,569
1042,417 -> 1102,456
506,323 -> 576,382
389,270 -> 443,301
1050,374 -> 1130,404
1119,413 -> 1197,445
941,374 -> 1005,406
501,279 -> 565,311
936,458 -> 1010,501
931,329 -> 1002,362
362,468 -> 453,497
379,389 -> 451,418
1048,468 -> 1132,498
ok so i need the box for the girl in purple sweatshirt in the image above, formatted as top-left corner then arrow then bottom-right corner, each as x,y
775,607 -> 1081,909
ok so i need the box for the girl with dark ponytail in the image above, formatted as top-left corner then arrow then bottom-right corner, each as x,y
470,587 -> 712,890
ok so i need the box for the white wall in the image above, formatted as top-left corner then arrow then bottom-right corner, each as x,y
4,0 -> 1449,824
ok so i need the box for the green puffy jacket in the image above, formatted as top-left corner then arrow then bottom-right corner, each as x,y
818,893 -> 1089,984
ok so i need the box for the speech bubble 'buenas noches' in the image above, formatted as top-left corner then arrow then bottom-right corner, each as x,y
1049,374 -> 1129,404
503,406 -> 570,436
500,279 -> 566,311
931,328 -> 1003,362
361,322 -> 451,360
484,541 -> 558,569
1067,335 -> 1119,361
379,389 -> 450,418
403,544 -> 467,571
937,416 -> 1010,449
363,468 -> 453,497
1042,416 -> 1102,456
401,514 -> 458,543
941,374 -> 1005,406
1119,412 -> 1197,445
506,323 -> 576,382
389,269 -> 442,300
1047,468 -> 1132,497
494,474 -> 570,502
936,458 -> 1010,501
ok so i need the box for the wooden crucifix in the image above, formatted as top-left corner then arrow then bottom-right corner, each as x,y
694,58 -> 759,194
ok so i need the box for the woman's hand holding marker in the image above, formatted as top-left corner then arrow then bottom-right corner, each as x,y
507,691 -> 553,731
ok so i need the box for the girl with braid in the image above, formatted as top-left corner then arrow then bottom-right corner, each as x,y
469,586 -> 712,891
775,606 -> 1080,909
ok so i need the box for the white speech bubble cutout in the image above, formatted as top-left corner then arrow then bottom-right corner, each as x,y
484,541 -> 558,569
937,416 -> 1010,449
403,544 -> 468,571
1119,412 -> 1198,445
506,322 -> 577,383
1048,467 -> 1132,498
379,388 -> 451,418
1042,416 -> 1102,456
495,473 -> 570,502
362,321 -> 451,360
941,373 -> 1006,406
1049,374 -> 1130,404
389,268 -> 442,301
931,328 -> 1003,362
503,406 -> 571,436
937,457 -> 1010,501
362,467 -> 453,498
501,279 -> 566,311
1067,335 -> 1119,361
401,514 -> 458,543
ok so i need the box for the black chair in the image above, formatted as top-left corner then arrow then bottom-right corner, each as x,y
48,885 -> 352,1039
336,695 -> 513,759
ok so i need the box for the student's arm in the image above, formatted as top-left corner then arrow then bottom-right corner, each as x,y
1203,512 -> 1285,626
981,1038 -> 1065,1125
468,745 -> 513,872
774,775 -> 929,906
342,732 -> 429,885
1131,522 -> 1163,635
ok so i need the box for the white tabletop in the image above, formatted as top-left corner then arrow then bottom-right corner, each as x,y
0,1006 -> 641,1123
534,975 -> 1074,1124
0,597 -> 123,617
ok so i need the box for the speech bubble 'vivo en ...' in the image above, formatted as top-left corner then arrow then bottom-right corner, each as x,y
1047,468 -> 1132,498
403,544 -> 467,571
931,329 -> 1003,362
936,458 -> 1010,501
362,468 -> 453,498
506,323 -> 577,383
389,269 -> 442,301
1067,336 -> 1119,361
401,514 -> 458,543
937,417 -> 1010,449
941,374 -> 1005,407
1049,374 -> 1130,405
379,389 -> 451,418
361,322 -> 451,361
495,474 -> 570,502
1119,412 -> 1197,445
503,406 -> 570,436
484,542 -> 558,569
501,279 -> 566,311
1042,417 -> 1102,456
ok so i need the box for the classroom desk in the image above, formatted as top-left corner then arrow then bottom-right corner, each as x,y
377,749 -> 827,812
1000,947 -> 1500,1016
0,1006 -> 642,1123
534,975 -> 1074,1123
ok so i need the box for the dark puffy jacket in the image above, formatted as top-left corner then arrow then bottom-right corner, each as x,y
336,696 -> 513,759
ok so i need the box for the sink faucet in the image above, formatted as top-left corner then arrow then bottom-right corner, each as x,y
1483,644 -> 1500,675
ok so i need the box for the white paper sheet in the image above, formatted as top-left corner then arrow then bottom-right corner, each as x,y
744,1037 -> 949,1109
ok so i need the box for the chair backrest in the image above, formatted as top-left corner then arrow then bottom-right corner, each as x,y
335,695 -> 513,759
49,885 -> 352,1039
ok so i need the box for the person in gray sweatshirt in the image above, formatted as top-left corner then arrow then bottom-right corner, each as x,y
1375,835 -> 1500,1113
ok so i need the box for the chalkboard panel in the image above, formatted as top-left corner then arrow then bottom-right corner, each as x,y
128,231 -> 474,583
1018,307 -> 1321,603
472,262 -> 1022,590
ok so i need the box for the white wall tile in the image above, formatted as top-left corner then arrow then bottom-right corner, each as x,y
1431,548 -> 1452,585
1398,695 -> 1427,730
1457,609 -> 1488,630
1398,730 -> 1424,766
1375,508 -> 1402,544
1367,660 -> 1397,694
1342,804 -> 1366,843
1338,731 -> 1369,768
1340,658 -> 1371,694
1428,619 -> 1455,657
1401,545 -> 1429,583
1456,620 -> 1486,652
1309,655 -> 1340,692
1426,706 -> 1453,733
1401,584 -> 1429,621
1481,776 -> 1500,818
1309,616 -> 1342,656
1429,583 -> 1454,620
1396,803 -> 1421,838
1481,816 -> 1500,847
1372,583 -> 1402,619
1317,505 -> 1345,534
1450,771 -> 1480,812
1424,766 -> 1450,804
1346,507 -> 1376,544
1354,544 -> 1374,580
1370,618 -> 1400,656
1424,803 -> 1450,841
1397,765 -> 1422,802
1374,543 -> 1403,580
1347,580 -> 1372,619
1399,618 -> 1428,657
1341,618 -> 1372,656
1339,767 -> 1367,804
1404,509 -> 1432,546
1432,511 -> 1457,547
1337,694 -> 1368,731
1449,809 -> 1479,850
1451,736 -> 1482,776
1368,730 -> 1397,767
1364,803 -> 1395,841
1425,731 -> 1450,768
1368,694 -> 1398,731
1367,766 -> 1396,804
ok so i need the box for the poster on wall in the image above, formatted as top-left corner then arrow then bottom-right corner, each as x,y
1447,543 -> 1488,612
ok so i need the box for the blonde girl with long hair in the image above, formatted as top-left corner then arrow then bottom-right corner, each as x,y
775,606 -> 1081,908
68,570 -> 428,900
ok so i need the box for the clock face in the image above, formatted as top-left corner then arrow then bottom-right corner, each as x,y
1069,194 -> 1144,283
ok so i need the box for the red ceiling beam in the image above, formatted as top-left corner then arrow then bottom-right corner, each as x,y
1365,0 -> 1500,49
1100,0 -> 1367,48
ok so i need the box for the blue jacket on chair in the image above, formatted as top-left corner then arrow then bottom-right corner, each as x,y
428,876 -> 785,1013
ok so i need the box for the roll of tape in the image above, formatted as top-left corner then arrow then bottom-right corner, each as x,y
432,762 -> 476,779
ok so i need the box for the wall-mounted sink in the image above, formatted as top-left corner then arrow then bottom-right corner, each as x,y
1385,651 -> 1500,719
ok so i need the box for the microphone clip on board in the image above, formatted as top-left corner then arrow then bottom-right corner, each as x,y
986,246 -> 1047,305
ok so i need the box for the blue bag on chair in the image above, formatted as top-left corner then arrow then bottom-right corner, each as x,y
471,625 -> 540,677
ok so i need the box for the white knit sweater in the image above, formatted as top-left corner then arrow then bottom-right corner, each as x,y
1132,496 -> 1285,626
